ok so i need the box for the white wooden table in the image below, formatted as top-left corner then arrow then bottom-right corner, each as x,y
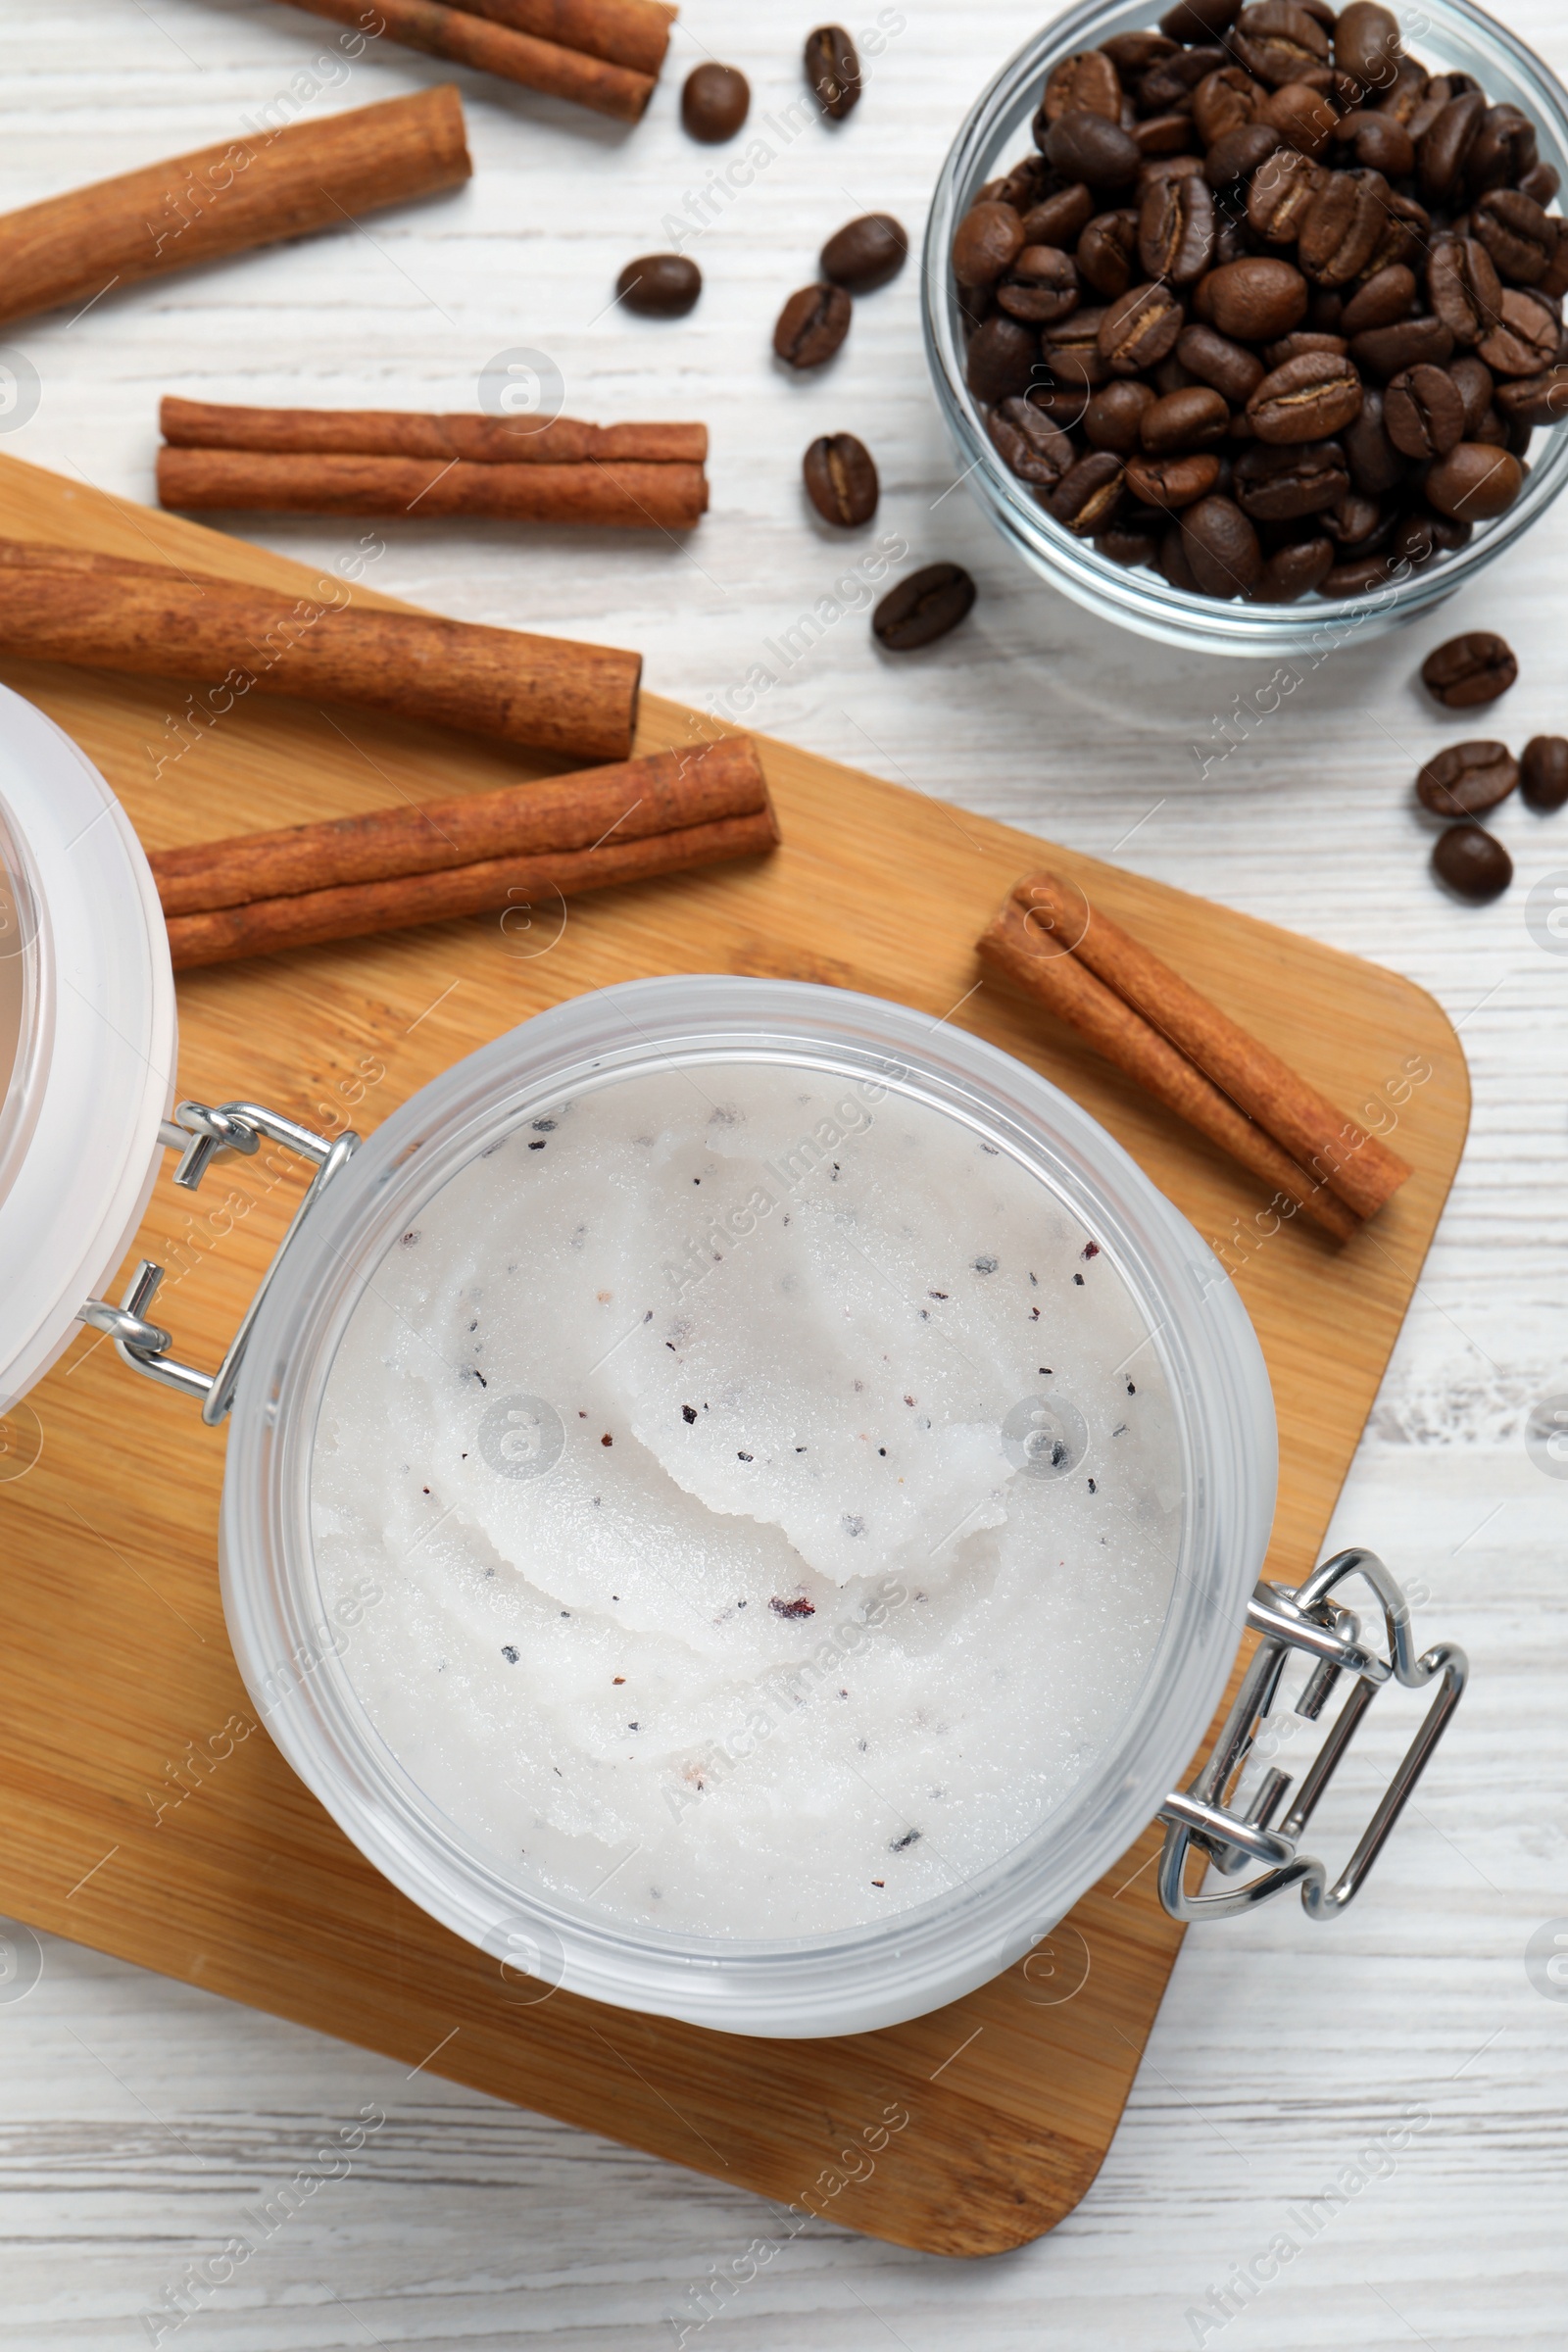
4,1 -> 1568,2343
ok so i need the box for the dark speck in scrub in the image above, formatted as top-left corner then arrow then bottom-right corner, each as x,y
842,1513 -> 866,1537
1073,1273 -> 1085,1286
601,1433 -> 612,1446
904,1395 -> 915,1405
533,1118 -> 555,1131
972,1254 -> 998,1273
928,1290 -> 948,1299
890,1828 -> 921,1850
1038,1367 -> 1052,1376
528,1140 -> 547,1152
738,1450 -> 754,1461
401,1230 -> 419,1247
502,1645 -> 519,1663
628,1722 -> 639,1731
683,1404 -> 698,1423
1112,1423 -> 1128,1438
693,1177 -> 701,1185
872,1878 -> 885,1886
1127,1381 -> 1137,1394
878,1446 -> 886,1455
771,1595 -> 816,1618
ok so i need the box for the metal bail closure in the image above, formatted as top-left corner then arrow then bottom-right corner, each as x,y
1157,1547 -> 1467,1923
77,1100 -> 359,1427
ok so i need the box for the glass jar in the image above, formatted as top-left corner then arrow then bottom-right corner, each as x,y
922,0 -> 1568,656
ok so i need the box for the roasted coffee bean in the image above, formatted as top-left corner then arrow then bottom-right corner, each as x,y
1045,109 -> 1142,187
1233,437 -> 1348,516
873,563 -> 976,650
1348,315 -> 1456,379
1395,504 -> 1473,565
1321,552 -> 1400,594
1258,534 -> 1336,598
1248,350 -> 1363,442
1385,364 -> 1466,458
1103,30 -> 1179,75
1269,81 -> 1339,159
1333,108 -> 1414,175
1522,736 -> 1568,811
1085,379 -> 1156,452
999,246 -> 1082,323
1324,488 -> 1389,547
1042,49 -> 1123,123
1100,280 -> 1185,373
1141,45 -> 1229,114
1049,450 -> 1127,532
1474,404 -> 1511,447
1465,102 -> 1537,196
1343,384 -> 1410,491
1341,265 -> 1417,338
1264,330 -> 1347,368
1477,287 -> 1562,377
681,62 -> 750,141
806,24 -> 861,120
1021,184 -> 1096,248
1248,146 -> 1324,241
1157,521 -> 1200,589
1420,631 -> 1517,708
1417,740 -> 1518,817
1205,123 -> 1283,187
1298,169 -> 1392,286
1181,492 -> 1263,594
990,154 -> 1054,214
965,313 -> 1039,400
1097,520 -> 1163,566
1230,2 -> 1330,88
1197,256 -> 1307,340
1428,236 -> 1503,347
1032,384 -> 1098,426
1141,384 -> 1229,452
1472,190 -> 1559,289
803,433 -> 879,525
1139,172 -> 1215,283
1192,67 -> 1263,150
1424,441 -> 1524,518
1159,0 -> 1240,39
1135,116 -> 1199,155
1433,821 -> 1512,899
1044,308 -> 1111,388
775,283 -> 853,369
1520,160 -> 1561,205
1336,1 -> 1402,93
821,213 -> 908,292
1376,56 -> 1429,129
1176,322 -> 1265,402
1419,90 -> 1486,201
617,253 -> 702,317
953,202 -> 1025,288
1153,353 -> 1199,397
1076,210 -> 1142,303
1448,354 -> 1496,435
1494,366 -> 1568,427
988,397 -> 1076,485
1125,451 -> 1223,506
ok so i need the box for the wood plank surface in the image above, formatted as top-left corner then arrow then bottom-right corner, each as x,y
0,449 -> 1467,2259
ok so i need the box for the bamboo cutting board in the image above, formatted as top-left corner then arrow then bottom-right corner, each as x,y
0,452 -> 1468,2259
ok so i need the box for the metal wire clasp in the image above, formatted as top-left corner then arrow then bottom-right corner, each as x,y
77,1100 -> 359,1427
1157,1548 -> 1467,1923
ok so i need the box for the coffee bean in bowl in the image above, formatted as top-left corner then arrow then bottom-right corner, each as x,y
1433,820 -> 1513,899
873,563 -> 977,650
932,0 -> 1568,633
1421,632 -> 1518,706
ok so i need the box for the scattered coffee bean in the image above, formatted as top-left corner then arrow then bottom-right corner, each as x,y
807,24 -> 861,120
1433,821 -> 1512,899
774,284 -> 853,369
681,63 -> 750,142
617,253 -> 702,318
804,434 -> 879,526
1522,736 -> 1568,811
1417,740 -> 1519,817
1420,633 -> 1518,708
873,563 -> 977,650
821,214 -> 908,293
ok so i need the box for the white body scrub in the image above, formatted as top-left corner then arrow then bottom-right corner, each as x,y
313,1058 -> 1184,1938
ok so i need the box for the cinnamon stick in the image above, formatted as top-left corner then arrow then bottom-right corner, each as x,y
283,0 -> 657,121
150,736 -> 766,914
1012,871 -> 1411,1219
444,0 -> 675,77
166,808 -> 778,968
160,397 -> 708,468
0,88 -> 470,332
978,899 -> 1359,1242
0,556 -> 640,763
157,449 -> 709,531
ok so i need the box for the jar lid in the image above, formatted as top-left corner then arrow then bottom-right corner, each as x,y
0,687 -> 174,1410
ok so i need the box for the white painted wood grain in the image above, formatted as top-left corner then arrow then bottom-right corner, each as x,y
3,0 -> 1568,2343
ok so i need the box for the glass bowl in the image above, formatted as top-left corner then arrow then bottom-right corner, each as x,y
922,0 -> 1568,656
220,977 -> 1276,2038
